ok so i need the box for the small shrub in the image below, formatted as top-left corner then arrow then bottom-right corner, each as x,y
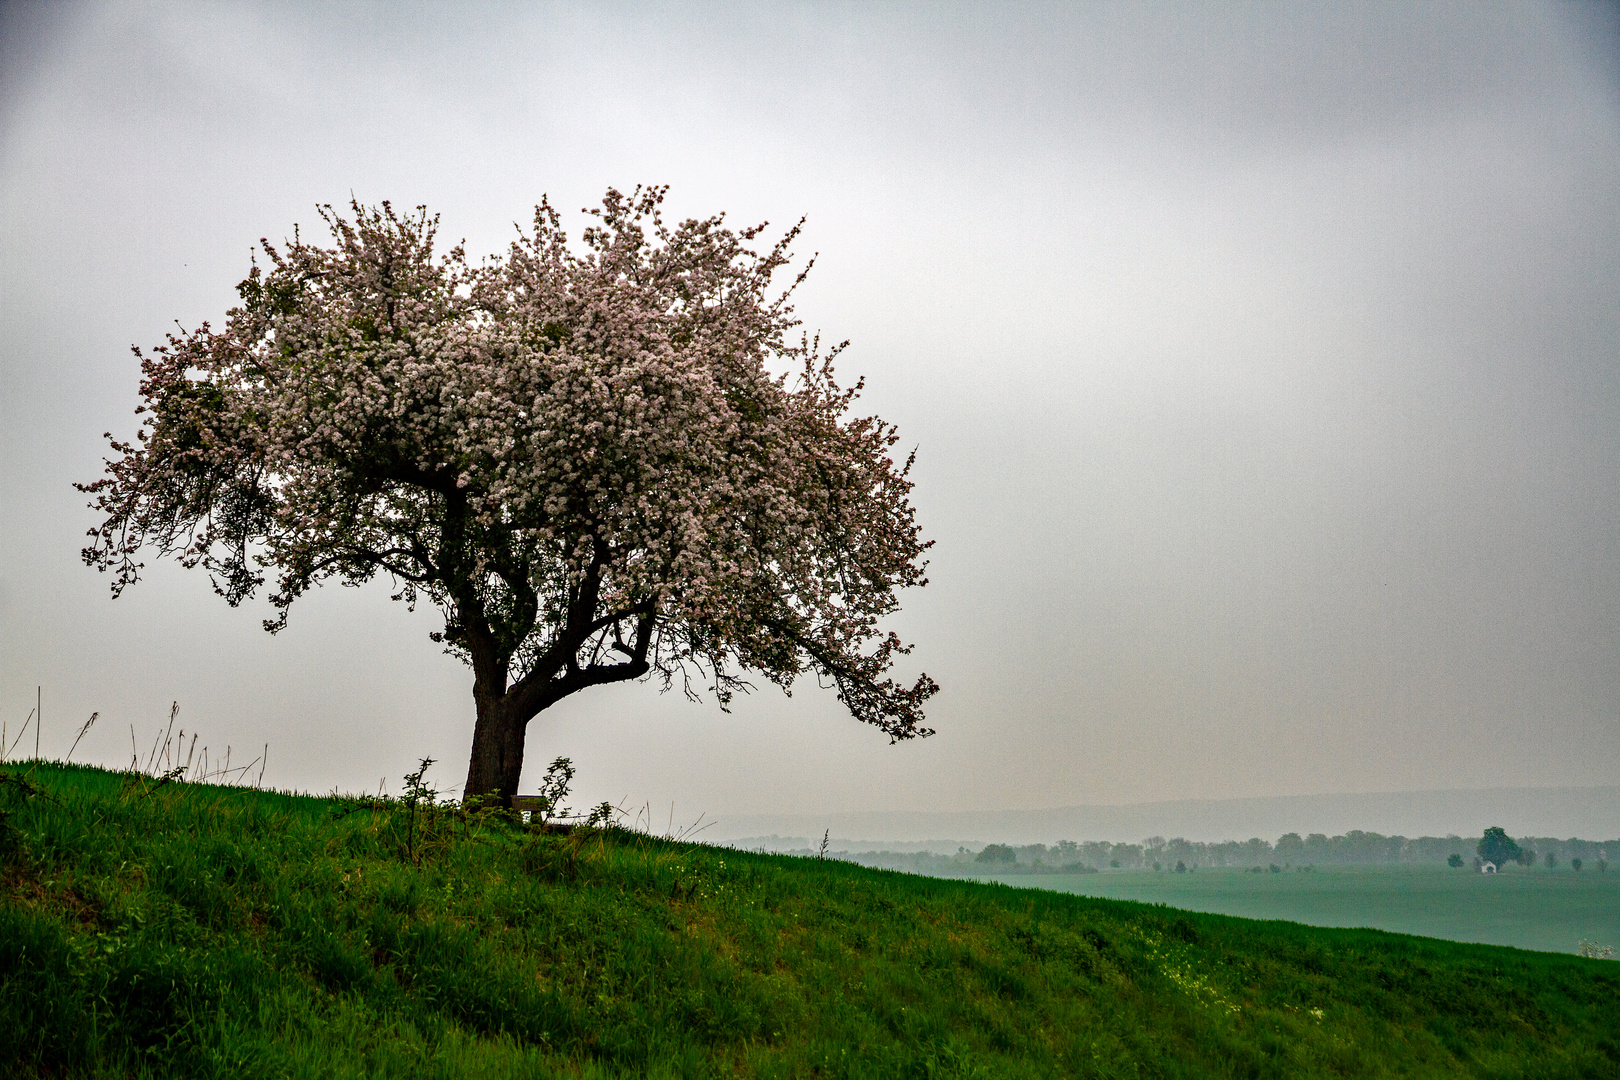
585,801 -> 621,828
529,757 -> 575,826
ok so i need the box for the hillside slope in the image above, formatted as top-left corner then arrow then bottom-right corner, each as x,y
2,763 -> 1617,1079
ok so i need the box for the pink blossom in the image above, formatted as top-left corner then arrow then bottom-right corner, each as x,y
79,188 -> 936,803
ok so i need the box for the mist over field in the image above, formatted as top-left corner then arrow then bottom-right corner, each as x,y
711,784 -> 1620,849
3,2 -> 1618,824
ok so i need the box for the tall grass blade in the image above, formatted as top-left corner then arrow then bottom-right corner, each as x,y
65,713 -> 98,762
5,709 -> 36,760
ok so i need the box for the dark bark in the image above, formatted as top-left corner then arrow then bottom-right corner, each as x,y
460,606 -> 656,808
463,691 -> 528,808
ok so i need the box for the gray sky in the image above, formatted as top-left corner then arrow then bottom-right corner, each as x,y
3,1 -> 1618,825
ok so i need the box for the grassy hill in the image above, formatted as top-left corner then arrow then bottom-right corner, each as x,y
2,763 -> 1617,1079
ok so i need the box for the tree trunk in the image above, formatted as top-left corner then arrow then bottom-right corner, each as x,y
462,691 -> 528,808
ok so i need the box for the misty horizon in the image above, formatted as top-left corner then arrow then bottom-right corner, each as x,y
3,2 -> 1619,819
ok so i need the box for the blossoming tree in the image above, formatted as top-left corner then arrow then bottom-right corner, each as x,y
79,188 -> 936,805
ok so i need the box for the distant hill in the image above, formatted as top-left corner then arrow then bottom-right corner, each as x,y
709,784 -> 1620,848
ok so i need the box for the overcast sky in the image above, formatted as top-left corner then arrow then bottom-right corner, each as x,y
3,1 -> 1618,823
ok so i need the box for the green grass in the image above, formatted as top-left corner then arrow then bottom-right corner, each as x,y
1,763 -> 1617,1079
972,866 -> 1620,954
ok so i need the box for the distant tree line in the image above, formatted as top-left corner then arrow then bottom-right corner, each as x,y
746,832 -> 1615,876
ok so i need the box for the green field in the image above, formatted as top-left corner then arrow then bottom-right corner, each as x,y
973,865 -> 1620,955
4,763 -> 1620,1078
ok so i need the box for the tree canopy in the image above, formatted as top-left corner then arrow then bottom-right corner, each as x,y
1477,826 -> 1521,867
80,188 -> 936,802
975,844 -> 1017,865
